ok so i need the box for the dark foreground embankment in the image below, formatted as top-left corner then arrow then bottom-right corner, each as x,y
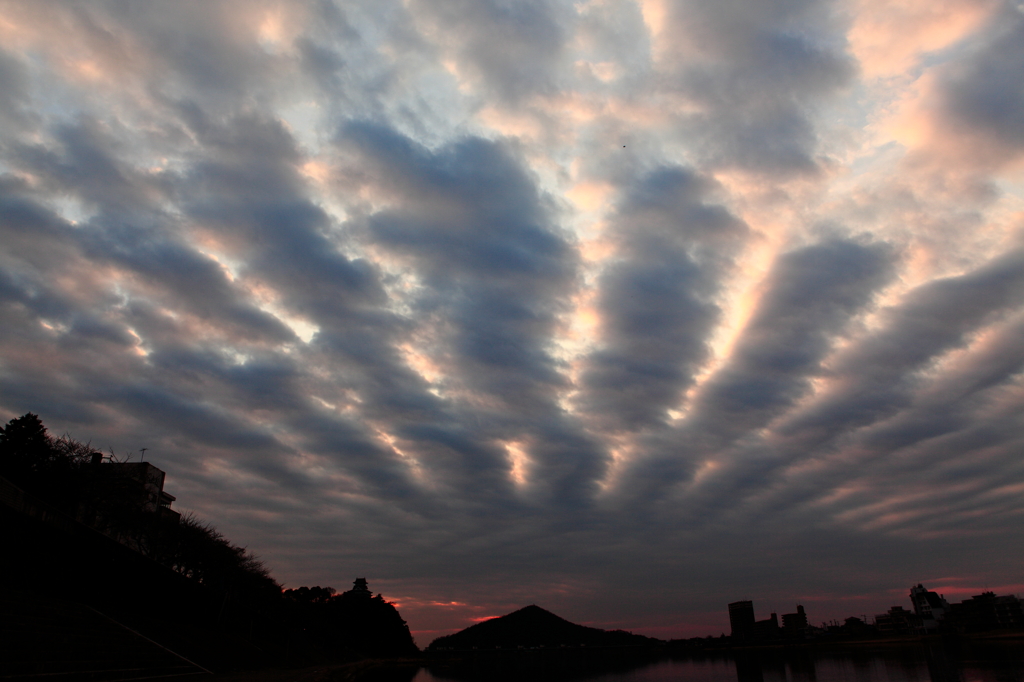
0,477 -> 410,678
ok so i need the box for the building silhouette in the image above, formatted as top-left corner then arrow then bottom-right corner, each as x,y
112,461 -> 178,519
727,601 -> 788,641
874,605 -> 922,634
909,584 -> 948,631
346,577 -> 373,598
724,584 -> 1024,642
782,605 -> 808,638
729,601 -> 756,640
753,612 -> 780,640
946,592 -> 1024,632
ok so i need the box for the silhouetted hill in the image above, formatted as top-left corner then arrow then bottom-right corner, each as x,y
282,580 -> 419,658
1,413 -> 421,674
428,605 -> 661,650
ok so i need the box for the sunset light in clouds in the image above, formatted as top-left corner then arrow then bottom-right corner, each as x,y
1,0 -> 1023,644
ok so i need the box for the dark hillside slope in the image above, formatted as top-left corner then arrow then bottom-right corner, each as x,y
0,477 -> 274,673
428,605 -> 661,650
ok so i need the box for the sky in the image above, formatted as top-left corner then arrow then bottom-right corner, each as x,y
1,0 -> 1023,644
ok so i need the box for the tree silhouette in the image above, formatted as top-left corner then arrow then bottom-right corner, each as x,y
0,412 -> 56,480
282,580 -> 419,658
1,413 -> 419,663
0,413 -> 280,608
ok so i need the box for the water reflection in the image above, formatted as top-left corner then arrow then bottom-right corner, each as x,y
413,640 -> 1024,682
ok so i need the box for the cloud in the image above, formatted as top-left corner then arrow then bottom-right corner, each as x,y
782,247 -> 1024,442
692,237 -> 895,439
1,0 -> 1023,644
847,0 -> 997,79
656,0 -> 857,173
577,167 -> 747,433
344,121 -> 605,505
937,8 -> 1024,163
407,0 -> 567,103
0,48 -> 31,130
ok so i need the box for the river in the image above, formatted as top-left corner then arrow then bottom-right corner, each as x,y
407,640 -> 1024,682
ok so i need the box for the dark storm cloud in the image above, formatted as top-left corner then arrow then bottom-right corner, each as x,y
578,167 -> 747,433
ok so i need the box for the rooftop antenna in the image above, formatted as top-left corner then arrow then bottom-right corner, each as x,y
140,447 -> 148,462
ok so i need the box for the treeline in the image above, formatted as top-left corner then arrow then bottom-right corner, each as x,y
0,413 -> 418,668
0,413 -> 279,604
282,585 -> 419,658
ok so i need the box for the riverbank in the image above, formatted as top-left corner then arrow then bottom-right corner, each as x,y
669,628 -> 1024,654
160,632 -> 1024,682
162,658 -> 425,682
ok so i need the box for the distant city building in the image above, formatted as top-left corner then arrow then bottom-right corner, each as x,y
909,584 -> 948,630
945,592 -> 1024,632
753,612 -> 780,640
728,601 -> 756,640
874,606 -> 923,635
904,584 -> 1023,633
782,605 -> 808,638
727,601 -> 783,641
839,616 -> 872,637
720,583 -> 1024,644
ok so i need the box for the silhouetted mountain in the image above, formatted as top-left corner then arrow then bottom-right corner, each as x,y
428,605 -> 661,650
